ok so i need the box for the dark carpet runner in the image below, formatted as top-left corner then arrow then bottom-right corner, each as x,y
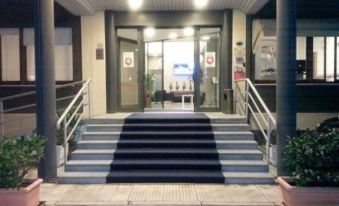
106,113 -> 225,183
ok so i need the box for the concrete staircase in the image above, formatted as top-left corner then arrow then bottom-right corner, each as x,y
58,113 -> 274,184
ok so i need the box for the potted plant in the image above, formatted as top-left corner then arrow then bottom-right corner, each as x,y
56,110 -> 79,166
277,130 -> 339,206
0,135 -> 46,206
144,74 -> 154,107
269,130 -> 277,166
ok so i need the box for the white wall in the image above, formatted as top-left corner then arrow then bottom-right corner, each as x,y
81,12 -> 107,117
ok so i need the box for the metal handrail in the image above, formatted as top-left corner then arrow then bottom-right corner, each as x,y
0,80 -> 89,138
234,78 -> 277,166
56,79 -> 91,164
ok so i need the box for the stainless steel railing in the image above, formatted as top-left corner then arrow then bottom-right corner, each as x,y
56,79 -> 91,164
234,78 -> 277,165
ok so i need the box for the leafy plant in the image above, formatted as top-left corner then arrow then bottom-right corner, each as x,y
284,130 -> 339,186
56,109 -> 79,146
0,135 -> 46,189
144,74 -> 155,93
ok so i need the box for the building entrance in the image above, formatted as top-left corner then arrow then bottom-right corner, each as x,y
117,27 -> 221,112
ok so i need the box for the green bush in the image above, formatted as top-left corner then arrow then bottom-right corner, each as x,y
0,135 -> 46,189
284,130 -> 339,186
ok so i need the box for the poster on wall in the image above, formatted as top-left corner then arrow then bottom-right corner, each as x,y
123,52 -> 134,68
233,41 -> 246,80
205,52 -> 216,68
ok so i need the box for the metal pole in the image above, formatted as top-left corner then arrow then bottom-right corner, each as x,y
245,81 -> 249,120
276,0 -> 297,176
35,0 -> 57,181
87,84 -> 91,118
0,101 -> 4,137
63,119 -> 67,164
221,10 -> 234,114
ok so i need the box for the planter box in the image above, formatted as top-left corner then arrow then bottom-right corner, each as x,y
56,144 -> 68,167
0,179 -> 43,206
269,145 -> 277,166
277,177 -> 339,206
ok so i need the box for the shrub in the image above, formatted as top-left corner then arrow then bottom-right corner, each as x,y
284,130 -> 339,186
0,135 -> 46,189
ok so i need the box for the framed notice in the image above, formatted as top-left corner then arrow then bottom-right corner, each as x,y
205,52 -> 216,68
123,52 -> 134,68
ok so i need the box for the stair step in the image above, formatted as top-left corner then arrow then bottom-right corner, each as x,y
58,171 -> 274,184
77,140 -> 258,150
58,171 -> 225,184
65,160 -> 268,173
81,131 -> 254,141
71,149 -> 263,160
223,172 -> 275,184
86,124 -> 250,132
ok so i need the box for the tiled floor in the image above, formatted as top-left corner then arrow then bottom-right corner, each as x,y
42,183 -> 282,206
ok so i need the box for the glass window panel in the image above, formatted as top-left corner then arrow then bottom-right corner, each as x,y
1,29 -> 20,81
337,37 -> 339,80
24,28 -> 73,81
326,37 -> 335,82
313,37 -> 325,80
254,37 -> 277,80
297,37 -> 306,80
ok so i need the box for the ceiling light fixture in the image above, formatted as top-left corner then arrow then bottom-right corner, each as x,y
194,0 -> 208,9
128,0 -> 143,11
183,27 -> 194,37
169,33 -> 178,39
144,27 -> 156,38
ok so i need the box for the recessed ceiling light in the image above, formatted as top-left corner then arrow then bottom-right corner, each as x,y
169,33 -> 178,39
144,27 -> 155,38
128,0 -> 143,10
183,27 -> 194,36
202,36 -> 210,40
194,0 -> 208,9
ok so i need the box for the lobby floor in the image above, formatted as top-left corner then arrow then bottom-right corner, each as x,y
41,183 -> 282,206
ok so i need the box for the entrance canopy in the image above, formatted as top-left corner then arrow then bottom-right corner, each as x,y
56,0 -> 269,16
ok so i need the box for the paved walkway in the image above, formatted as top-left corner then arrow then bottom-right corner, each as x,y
42,184 -> 282,206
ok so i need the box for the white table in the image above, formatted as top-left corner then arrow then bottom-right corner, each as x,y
181,94 -> 194,109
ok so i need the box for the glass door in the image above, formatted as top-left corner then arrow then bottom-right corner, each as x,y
117,29 -> 143,111
195,28 -> 221,111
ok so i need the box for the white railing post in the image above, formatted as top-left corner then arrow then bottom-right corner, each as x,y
266,117 -> 272,166
63,118 -> 68,164
87,83 -> 91,118
0,101 -> 4,137
245,80 -> 250,120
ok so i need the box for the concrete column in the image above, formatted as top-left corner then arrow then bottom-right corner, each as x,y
221,10 -> 233,114
34,0 -> 57,181
105,11 -> 117,113
276,0 -> 297,176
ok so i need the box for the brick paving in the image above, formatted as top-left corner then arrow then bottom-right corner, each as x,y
42,183 -> 282,206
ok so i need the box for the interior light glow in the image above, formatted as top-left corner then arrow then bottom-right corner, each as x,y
128,0 -> 143,10
144,27 -> 156,38
169,33 -> 178,39
194,0 -> 208,9
183,27 -> 194,37
202,36 -> 210,40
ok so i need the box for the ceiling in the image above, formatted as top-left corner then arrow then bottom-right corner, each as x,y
55,0 -> 270,16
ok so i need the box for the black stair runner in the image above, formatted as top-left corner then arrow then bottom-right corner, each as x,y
106,113 -> 225,183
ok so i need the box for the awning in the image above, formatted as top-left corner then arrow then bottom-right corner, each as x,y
56,0 -> 269,16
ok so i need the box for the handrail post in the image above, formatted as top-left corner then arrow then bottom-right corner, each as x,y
266,118 -> 272,166
245,80 -> 250,120
63,118 -> 68,165
87,83 -> 91,118
0,101 -> 4,137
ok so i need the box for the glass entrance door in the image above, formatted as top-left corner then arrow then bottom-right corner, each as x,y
196,28 -> 221,111
117,29 -> 143,111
